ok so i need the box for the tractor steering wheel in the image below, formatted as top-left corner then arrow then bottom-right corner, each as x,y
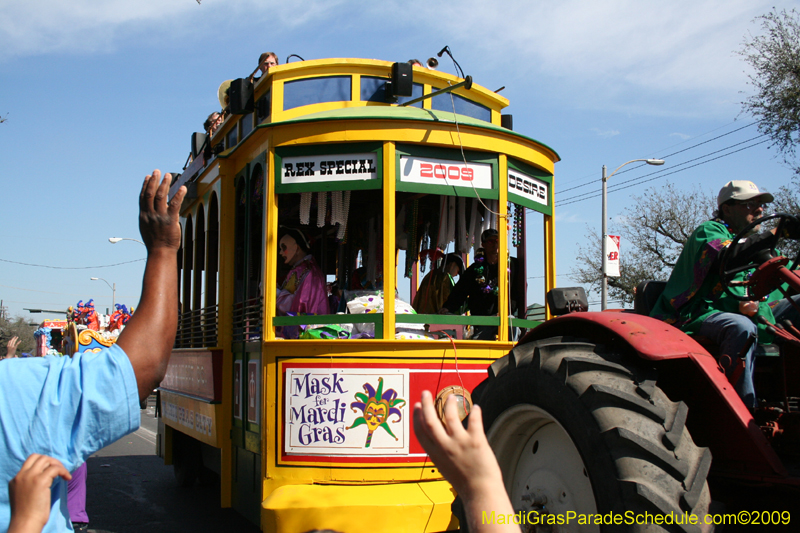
718,213 -> 800,301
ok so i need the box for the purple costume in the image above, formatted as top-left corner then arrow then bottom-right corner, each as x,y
276,255 -> 330,338
67,462 -> 89,524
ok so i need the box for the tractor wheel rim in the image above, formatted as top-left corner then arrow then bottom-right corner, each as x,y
487,404 -> 598,529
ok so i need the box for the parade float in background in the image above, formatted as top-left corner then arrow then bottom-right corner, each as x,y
55,300 -> 134,356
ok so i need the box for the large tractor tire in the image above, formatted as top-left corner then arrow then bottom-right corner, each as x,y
469,336 -> 713,532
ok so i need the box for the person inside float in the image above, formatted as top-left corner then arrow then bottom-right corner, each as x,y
439,229 -> 518,340
412,252 -> 464,315
275,227 -> 330,339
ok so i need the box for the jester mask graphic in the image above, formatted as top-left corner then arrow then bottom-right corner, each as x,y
346,377 -> 406,448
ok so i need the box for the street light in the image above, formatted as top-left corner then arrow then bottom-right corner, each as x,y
90,277 -> 116,309
109,237 -> 145,246
601,158 -> 665,310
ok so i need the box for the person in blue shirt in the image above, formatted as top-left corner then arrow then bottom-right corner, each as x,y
0,170 -> 186,532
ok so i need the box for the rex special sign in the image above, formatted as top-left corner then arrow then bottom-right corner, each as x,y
281,153 -> 378,184
284,368 -> 410,456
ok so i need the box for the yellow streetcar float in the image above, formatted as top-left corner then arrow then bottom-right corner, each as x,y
157,57 -> 559,532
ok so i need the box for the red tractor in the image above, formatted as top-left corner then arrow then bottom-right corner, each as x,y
469,214 -> 800,530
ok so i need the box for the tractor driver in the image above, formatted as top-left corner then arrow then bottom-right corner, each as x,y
651,180 -> 800,408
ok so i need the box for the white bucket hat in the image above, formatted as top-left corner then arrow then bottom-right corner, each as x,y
717,180 -> 774,206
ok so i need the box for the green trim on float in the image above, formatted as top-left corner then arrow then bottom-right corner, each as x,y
507,157 -> 554,216
394,143 -> 500,199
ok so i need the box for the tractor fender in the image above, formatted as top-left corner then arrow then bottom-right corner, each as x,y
521,312 -> 708,361
513,312 -> 787,479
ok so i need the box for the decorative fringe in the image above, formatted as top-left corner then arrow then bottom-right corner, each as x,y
469,198 -> 480,255
337,191 -> 351,241
331,191 -> 342,226
447,196 -> 456,248
316,191 -> 327,227
436,196 -> 447,250
457,197 -> 467,253
299,192 -> 312,225
420,222 -> 431,273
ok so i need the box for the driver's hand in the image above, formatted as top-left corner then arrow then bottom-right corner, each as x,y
780,217 -> 800,240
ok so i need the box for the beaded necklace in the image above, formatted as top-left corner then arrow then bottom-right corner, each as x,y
472,256 -> 499,295
511,203 -> 524,247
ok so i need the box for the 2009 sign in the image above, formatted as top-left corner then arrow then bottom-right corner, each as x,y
420,163 -> 474,181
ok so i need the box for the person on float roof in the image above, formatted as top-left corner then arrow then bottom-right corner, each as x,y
251,52 -> 278,83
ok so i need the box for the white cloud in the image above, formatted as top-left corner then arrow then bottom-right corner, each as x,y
0,0 -> 344,60
670,133 -> 692,140
2,0 -> 795,117
375,0 -> 796,115
396,0 -> 770,91
591,128 -> 620,138
0,0 -> 185,58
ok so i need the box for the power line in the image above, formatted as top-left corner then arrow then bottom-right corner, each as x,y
556,162 -> 648,195
653,119 -> 750,154
558,133 -> 768,205
554,121 -> 758,197
605,139 -> 772,196
0,284 -> 88,296
559,133 -> 766,205
558,137 -> 771,207
0,258 -> 145,270
658,122 -> 757,159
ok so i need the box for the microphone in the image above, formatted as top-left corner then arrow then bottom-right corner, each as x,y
437,46 -> 448,57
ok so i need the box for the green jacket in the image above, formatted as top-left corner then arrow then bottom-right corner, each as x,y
650,219 -> 779,343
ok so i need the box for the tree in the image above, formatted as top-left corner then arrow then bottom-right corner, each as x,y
771,176 -> 800,259
0,315 -> 36,356
571,183 -> 715,304
739,8 -> 800,174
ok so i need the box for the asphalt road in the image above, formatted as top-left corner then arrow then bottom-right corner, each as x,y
83,398 -> 259,533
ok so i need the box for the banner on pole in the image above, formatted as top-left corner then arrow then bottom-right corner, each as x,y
605,235 -> 621,277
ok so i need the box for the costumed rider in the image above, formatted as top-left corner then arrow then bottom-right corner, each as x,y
84,300 -> 100,331
276,227 -> 330,338
651,180 -> 800,408
413,253 -> 464,315
438,229 -> 516,340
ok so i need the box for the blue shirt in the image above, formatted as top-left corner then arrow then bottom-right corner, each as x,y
0,344 -> 140,532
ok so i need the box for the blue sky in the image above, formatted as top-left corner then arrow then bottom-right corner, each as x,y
1,0 -> 796,319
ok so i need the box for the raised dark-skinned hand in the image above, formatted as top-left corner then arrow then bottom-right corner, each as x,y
139,170 -> 185,253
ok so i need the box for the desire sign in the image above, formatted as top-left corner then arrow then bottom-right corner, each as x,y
507,168 -> 548,207
284,368 -> 409,455
281,153 -> 378,184
399,156 -> 492,189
